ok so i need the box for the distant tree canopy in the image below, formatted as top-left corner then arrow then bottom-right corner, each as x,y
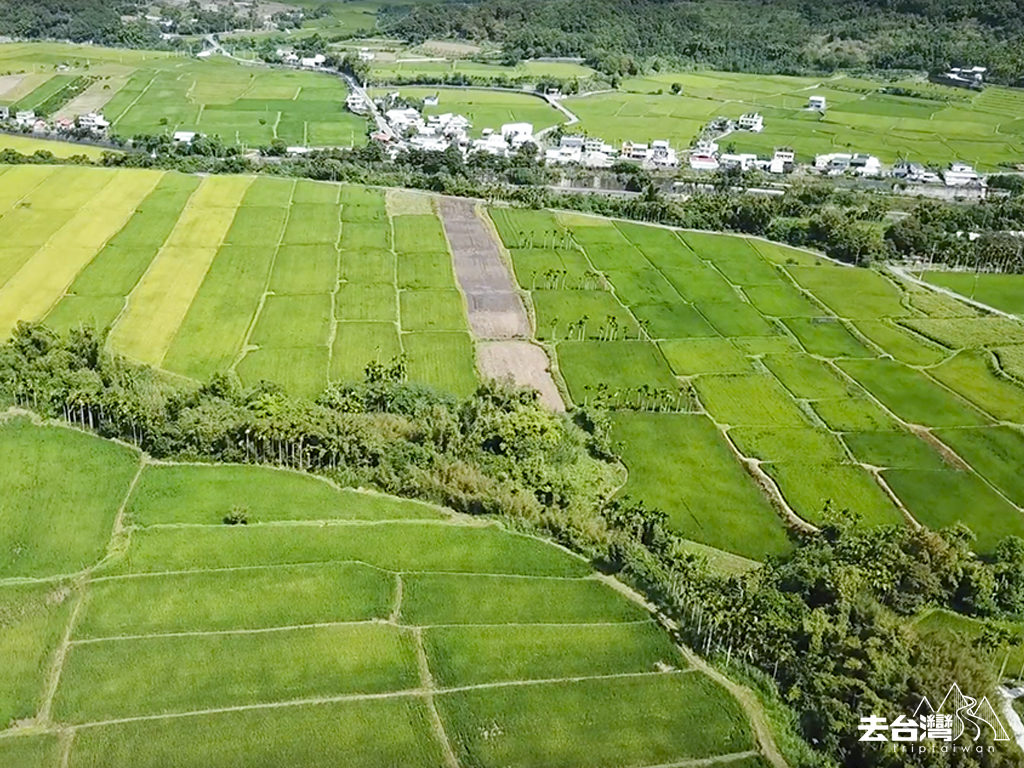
380,0 -> 1024,82
0,0 -> 159,46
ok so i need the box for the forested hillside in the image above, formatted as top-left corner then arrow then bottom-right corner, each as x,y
381,0 -> 1024,82
0,0 -> 157,47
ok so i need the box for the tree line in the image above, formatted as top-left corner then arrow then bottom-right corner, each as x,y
1,323 -> 1022,767
380,0 -> 1024,84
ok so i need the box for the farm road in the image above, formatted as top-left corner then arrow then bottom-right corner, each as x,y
439,198 -> 565,410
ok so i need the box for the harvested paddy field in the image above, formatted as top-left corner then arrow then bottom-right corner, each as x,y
487,206 -> 1024,559
0,165 -> 478,397
0,42 -> 367,148
0,418 -> 769,768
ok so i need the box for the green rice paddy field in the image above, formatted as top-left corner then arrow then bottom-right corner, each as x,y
0,417 -> 767,768
0,42 -> 367,147
488,206 -> 1024,559
0,165 -> 477,397
564,71 -> 1024,168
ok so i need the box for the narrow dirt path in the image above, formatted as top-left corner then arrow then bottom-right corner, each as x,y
439,197 -> 565,410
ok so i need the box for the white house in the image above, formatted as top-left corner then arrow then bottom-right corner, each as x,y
545,145 -> 582,165
423,94 -> 439,107
689,151 -> 719,171
892,160 -> 925,180
345,93 -> 369,114
78,112 -> 110,133
357,48 -> 375,62
769,147 -> 795,174
172,130 -> 197,143
737,112 -> 764,132
719,153 -> 760,171
501,123 -> 534,148
0,106 -> 9,120
650,139 -> 678,168
196,49 -> 213,59
14,110 -> 35,127
472,133 -> 510,157
807,95 -> 826,111
385,108 -> 424,134
560,135 -> 585,150
621,141 -> 650,162
300,54 -> 326,69
944,162 -> 982,187
849,153 -> 882,177
582,150 -> 614,168
814,152 -> 852,173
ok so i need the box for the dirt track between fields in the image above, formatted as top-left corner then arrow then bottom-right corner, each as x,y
440,198 -> 566,410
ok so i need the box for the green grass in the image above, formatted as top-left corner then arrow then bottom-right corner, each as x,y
900,316 -> 1024,348
923,272 -> 1024,316
424,622 -> 683,687
882,469 -> 1024,553
436,673 -> 755,768
837,358 -> 989,427
0,583 -> 74,725
330,321 -> 403,380
695,374 -> 809,427
235,346 -> 330,398
54,624 -> 419,722
762,354 -> 855,399
611,412 -> 792,559
531,290 -> 638,341
162,245 -> 276,380
809,397 -> 900,431
397,251 -> 456,289
743,283 -> 820,317
340,249 -> 395,283
68,697 -> 445,768
556,341 -> 678,404
786,266 -> 907,319
79,563 -> 394,637
927,350 -> 1024,422
250,294 -> 332,348
127,464 -> 443,525
782,317 -> 874,357
399,574 -> 646,625
282,204 -> 341,245
402,331 -> 478,396
728,427 -> 847,464
852,320 -> 949,366
843,431 -> 948,470
392,214 -> 447,253
400,289 -> 467,331
0,418 -> 139,578
0,734 -> 61,767
912,608 -> 1024,678
658,338 -> 753,375
106,522 -> 589,577
933,426 -> 1024,506
697,301 -> 778,337
336,283 -> 397,321
269,245 -> 339,294
763,462 -> 902,526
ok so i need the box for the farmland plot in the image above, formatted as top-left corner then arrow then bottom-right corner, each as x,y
0,420 -> 767,768
488,208 -> 1024,558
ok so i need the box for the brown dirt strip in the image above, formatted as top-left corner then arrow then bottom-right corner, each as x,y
439,198 -> 566,410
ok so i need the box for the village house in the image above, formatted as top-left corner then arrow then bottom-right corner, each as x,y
345,93 -> 369,115
650,140 -> 679,168
78,112 -> 110,135
14,110 -> 36,127
719,153 -> 760,171
501,123 -> 535,149
422,94 -> 439,107
172,130 -> 197,144
943,162 -> 983,187
807,95 -> 826,111
769,147 -> 795,174
737,112 -> 764,132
